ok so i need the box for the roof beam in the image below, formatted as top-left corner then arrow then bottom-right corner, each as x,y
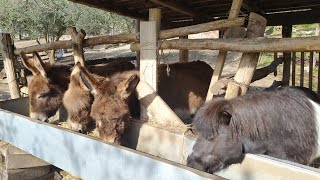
267,9 -> 320,26
242,0 -> 265,15
149,0 -> 196,17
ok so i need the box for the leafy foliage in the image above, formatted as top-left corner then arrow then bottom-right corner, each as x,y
0,0 -> 134,42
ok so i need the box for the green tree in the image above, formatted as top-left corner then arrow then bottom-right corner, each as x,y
0,0 -> 134,41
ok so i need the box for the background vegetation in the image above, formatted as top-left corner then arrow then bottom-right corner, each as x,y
0,0 -> 134,43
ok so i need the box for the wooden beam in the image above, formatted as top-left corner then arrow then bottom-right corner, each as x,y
131,36 -> 320,52
160,17 -> 245,39
282,25 -> 292,86
68,27 -> 86,66
15,18 -> 244,55
242,0 -> 265,15
205,0 -> 243,102
267,10 -> 320,26
15,33 -> 139,55
139,8 -> 161,121
300,52 -> 305,87
135,81 -> 187,131
225,13 -> 267,99
0,34 -> 20,99
292,52 -> 296,86
150,0 -> 196,17
135,19 -> 141,68
309,52 -> 314,89
179,36 -> 188,63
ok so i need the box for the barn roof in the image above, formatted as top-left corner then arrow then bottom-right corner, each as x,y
69,0 -> 320,28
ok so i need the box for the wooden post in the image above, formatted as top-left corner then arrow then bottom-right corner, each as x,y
139,8 -> 161,121
179,36 -> 188,63
309,51 -> 314,89
300,52 -> 305,87
225,13 -> 267,99
292,52 -> 296,86
0,33 -> 20,99
135,19 -> 140,68
48,50 -> 55,65
68,27 -> 86,66
205,0 -> 243,101
282,25 -> 292,86
318,52 -> 320,94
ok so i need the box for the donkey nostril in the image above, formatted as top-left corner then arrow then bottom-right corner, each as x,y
78,130 -> 83,133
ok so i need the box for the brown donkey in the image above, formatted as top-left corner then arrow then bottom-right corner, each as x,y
64,61 -> 213,142
67,63 -> 139,143
20,51 -> 135,122
20,51 -> 71,121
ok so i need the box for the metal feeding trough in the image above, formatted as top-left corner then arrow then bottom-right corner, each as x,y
0,98 -> 320,180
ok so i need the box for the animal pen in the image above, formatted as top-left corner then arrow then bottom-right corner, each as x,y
0,0 -> 320,179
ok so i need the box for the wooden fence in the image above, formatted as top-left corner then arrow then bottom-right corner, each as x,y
274,51 -> 320,94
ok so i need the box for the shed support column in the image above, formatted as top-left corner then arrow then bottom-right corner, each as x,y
0,33 -> 20,99
179,36 -> 188,63
68,27 -> 86,66
140,8 -> 161,121
225,13 -> 267,99
205,0 -> 243,101
282,25 -> 292,86
135,19 -> 140,68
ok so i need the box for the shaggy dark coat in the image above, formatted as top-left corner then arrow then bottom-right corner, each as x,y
187,86 -> 320,173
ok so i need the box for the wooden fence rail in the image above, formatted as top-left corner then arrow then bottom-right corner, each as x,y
280,51 -> 320,94
14,17 -> 244,55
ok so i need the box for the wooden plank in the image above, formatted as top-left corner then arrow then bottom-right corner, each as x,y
205,0 -> 243,101
149,0 -> 196,16
282,25 -> 292,86
292,52 -> 296,86
139,8 -> 161,121
225,13 -> 267,99
0,110 -> 220,180
131,36 -> 320,52
15,18 -> 245,55
309,51 -> 314,89
140,21 -> 158,91
0,34 -> 20,99
301,52 -> 305,87
179,36 -> 188,63
135,81 -> 187,132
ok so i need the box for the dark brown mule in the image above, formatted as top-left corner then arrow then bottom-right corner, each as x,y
187,87 -> 320,173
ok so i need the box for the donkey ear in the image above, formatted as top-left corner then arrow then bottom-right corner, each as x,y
77,65 -> 99,94
20,51 -> 39,75
219,111 -> 232,125
117,75 -> 139,99
32,52 -> 47,77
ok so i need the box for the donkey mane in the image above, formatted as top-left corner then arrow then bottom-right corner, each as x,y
195,87 -> 318,160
